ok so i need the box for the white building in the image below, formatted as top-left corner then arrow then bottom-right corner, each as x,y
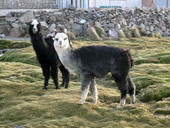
56,0 -> 142,9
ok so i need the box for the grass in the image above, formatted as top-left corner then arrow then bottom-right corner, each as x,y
0,37 -> 170,127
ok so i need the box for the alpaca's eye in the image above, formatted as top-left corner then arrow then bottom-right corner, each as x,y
64,38 -> 67,40
56,38 -> 58,41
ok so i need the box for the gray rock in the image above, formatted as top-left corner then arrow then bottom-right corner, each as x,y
162,26 -> 166,32
114,24 -> 121,30
149,26 -> 154,32
108,29 -> 118,38
40,21 -> 48,29
0,34 -> 6,38
71,24 -> 83,36
9,28 -> 22,37
11,23 -> 20,28
5,17 -> 17,22
18,11 -> 35,23
54,11 -> 63,16
49,23 -> 56,32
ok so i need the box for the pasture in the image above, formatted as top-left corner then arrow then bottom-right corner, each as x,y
0,37 -> 170,128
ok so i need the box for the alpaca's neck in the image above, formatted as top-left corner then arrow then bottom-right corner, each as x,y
31,33 -> 48,54
57,47 -> 79,74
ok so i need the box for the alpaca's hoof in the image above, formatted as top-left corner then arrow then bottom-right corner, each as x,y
65,85 -> 68,89
78,102 -> 84,106
55,87 -> 60,90
43,87 -> 48,90
60,84 -> 64,87
116,105 -> 123,109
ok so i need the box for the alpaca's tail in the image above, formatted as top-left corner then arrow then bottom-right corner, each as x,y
126,50 -> 134,68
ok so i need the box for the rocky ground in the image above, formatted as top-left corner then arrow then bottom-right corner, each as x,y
0,7 -> 170,40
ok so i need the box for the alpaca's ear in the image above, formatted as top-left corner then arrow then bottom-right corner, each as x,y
64,28 -> 68,34
69,40 -> 73,49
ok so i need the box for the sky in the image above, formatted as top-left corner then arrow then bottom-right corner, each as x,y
155,0 -> 170,7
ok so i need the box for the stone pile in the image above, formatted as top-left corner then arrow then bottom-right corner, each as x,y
0,7 -> 169,39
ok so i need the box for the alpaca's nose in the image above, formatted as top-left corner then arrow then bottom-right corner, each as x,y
59,41 -> 62,45
33,27 -> 36,31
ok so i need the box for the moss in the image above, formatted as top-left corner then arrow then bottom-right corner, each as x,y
67,32 -> 76,40
118,30 -> 126,38
87,27 -> 101,41
130,28 -> 141,38
123,28 -> 132,38
153,101 -> 170,108
0,46 -> 39,66
0,39 -> 31,49
139,27 -> 147,36
95,26 -> 107,38
139,84 -> 170,102
154,108 -> 170,115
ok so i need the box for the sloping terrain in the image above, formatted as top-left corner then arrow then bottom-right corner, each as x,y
0,37 -> 170,128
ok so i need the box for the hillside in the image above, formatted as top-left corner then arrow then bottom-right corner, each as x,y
0,37 -> 170,128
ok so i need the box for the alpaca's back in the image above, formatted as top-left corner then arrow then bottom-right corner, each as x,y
73,45 -> 132,77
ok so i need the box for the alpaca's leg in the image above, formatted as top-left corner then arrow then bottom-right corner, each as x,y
90,79 -> 98,104
117,79 -> 128,108
51,65 -> 60,89
78,73 -> 93,105
113,75 -> 128,108
42,64 -> 50,90
127,74 -> 136,104
59,64 -> 70,88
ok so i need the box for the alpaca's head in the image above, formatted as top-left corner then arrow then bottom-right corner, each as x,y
29,19 -> 41,35
54,33 -> 72,50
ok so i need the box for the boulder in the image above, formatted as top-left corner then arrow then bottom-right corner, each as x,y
49,23 -> 56,32
18,11 -> 35,23
5,17 -> 17,22
9,28 -> 22,37
96,26 -> 107,38
0,34 -> 6,38
11,23 -> 20,28
108,29 -> 118,38
71,24 -> 83,36
118,30 -> 126,38
87,27 -> 101,41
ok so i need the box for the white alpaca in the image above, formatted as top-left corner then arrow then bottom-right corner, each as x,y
54,33 -> 135,107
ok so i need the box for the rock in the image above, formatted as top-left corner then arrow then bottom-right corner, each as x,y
130,28 -> 141,38
54,11 -> 63,16
95,21 -> 101,27
87,27 -> 101,41
40,21 -> 48,29
0,26 -> 10,35
67,32 -> 76,40
49,23 -> 56,32
149,26 -> 154,32
162,26 -> 166,32
9,28 -> 22,37
139,27 -> 147,36
71,24 -> 83,36
118,30 -> 126,38
108,29 -> 118,38
96,26 -> 107,38
123,28 -> 132,38
11,23 -> 20,28
5,17 -> 17,22
49,16 -> 56,22
0,34 -> 6,38
18,11 -> 35,23
114,24 -> 121,30
79,19 -> 86,24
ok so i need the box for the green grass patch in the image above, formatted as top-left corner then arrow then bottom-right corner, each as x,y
0,39 -> 31,49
